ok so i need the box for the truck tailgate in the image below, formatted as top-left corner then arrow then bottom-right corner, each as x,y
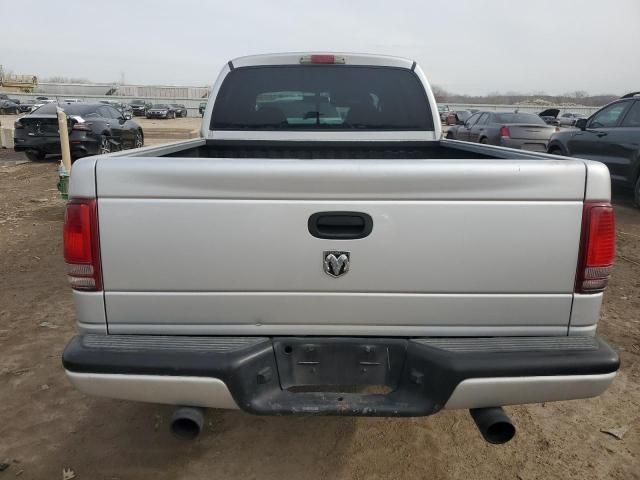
96,157 -> 586,336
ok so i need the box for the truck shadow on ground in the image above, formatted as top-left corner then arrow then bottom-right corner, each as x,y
46,400 -> 358,480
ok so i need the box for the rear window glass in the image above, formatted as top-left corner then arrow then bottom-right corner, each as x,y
31,103 -> 98,115
211,65 -> 434,131
494,113 -> 546,124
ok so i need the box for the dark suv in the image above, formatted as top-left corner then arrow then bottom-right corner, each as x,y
130,99 -> 151,116
547,92 -> 640,205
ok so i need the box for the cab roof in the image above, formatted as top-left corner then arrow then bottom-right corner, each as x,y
229,52 -> 415,70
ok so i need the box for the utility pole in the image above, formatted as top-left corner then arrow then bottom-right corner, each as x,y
56,107 -> 72,199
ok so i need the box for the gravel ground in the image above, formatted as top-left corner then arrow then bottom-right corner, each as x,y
0,150 -> 638,480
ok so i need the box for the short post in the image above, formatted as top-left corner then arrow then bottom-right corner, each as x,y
56,107 -> 72,199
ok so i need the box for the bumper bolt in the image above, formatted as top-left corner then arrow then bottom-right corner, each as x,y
257,367 -> 273,384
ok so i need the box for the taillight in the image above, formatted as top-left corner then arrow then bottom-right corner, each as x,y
63,199 -> 102,291
499,126 -> 510,137
575,202 -> 615,293
72,122 -> 91,131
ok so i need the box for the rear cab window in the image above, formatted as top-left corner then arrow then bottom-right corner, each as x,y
211,65 -> 434,131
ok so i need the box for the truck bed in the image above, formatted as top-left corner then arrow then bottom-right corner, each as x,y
162,140 -> 497,160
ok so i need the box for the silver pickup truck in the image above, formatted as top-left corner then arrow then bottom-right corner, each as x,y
62,53 -> 619,444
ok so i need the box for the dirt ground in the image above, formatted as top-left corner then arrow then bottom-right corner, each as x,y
0,147 -> 639,480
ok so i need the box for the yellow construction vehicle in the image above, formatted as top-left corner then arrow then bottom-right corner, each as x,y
0,65 -> 38,93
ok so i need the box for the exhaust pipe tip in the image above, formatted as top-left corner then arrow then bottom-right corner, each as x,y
470,407 -> 516,444
170,406 -> 205,440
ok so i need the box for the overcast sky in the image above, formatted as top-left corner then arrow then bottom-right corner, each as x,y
1,0 -> 638,95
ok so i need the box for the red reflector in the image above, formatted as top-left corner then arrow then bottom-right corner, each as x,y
310,54 -> 336,64
576,203 -> 615,293
63,199 -> 102,291
499,126 -> 510,137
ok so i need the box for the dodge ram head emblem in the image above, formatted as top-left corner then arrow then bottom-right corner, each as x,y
323,251 -> 350,278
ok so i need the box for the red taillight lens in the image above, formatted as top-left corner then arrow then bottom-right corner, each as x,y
299,54 -> 345,64
310,54 -> 336,64
63,199 -> 102,291
576,202 -> 615,293
499,126 -> 510,137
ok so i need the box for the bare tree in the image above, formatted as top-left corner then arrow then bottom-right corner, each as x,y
431,85 -> 450,102
429,88 -> 616,107
42,76 -> 93,84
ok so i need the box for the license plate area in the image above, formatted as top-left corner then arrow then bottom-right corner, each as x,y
273,337 -> 407,391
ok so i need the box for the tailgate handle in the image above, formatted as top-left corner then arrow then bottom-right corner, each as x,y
308,212 -> 373,239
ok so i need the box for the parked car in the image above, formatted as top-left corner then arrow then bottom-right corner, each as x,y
146,104 -> 176,119
438,105 -> 450,122
14,102 -> 143,162
0,93 -> 20,104
120,103 -> 133,119
199,102 -> 206,116
557,112 -> 586,127
445,110 -> 471,126
447,111 -> 558,151
99,100 -> 132,119
548,92 -> 640,205
170,104 -> 187,117
130,99 -> 151,116
61,52 -> 618,444
17,100 -> 38,113
35,96 -> 56,104
0,99 -> 20,114
538,108 -> 560,126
